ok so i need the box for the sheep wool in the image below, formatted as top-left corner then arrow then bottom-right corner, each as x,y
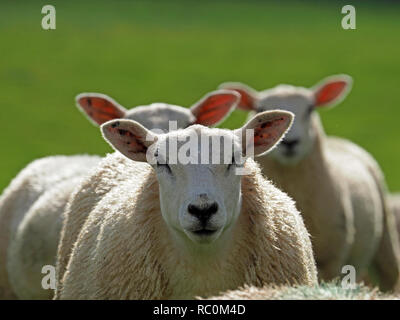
0,155 -> 101,299
389,194 -> 400,243
220,77 -> 400,291
206,283 -> 399,300
56,152 -> 317,299
258,115 -> 400,291
0,90 -> 240,299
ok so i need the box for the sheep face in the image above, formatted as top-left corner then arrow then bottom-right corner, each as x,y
220,75 -> 353,165
256,89 -> 316,165
101,110 -> 293,247
151,128 -> 244,244
75,90 -> 240,132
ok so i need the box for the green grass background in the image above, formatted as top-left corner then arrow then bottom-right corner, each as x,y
0,0 -> 399,192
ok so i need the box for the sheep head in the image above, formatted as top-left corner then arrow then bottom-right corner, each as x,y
75,90 -> 240,132
220,75 -> 353,165
101,110 -> 293,247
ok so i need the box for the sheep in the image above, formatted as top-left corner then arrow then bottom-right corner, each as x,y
389,193 -> 400,240
0,90 -> 240,300
75,89 -> 239,131
7,175 -> 95,300
206,282 -> 399,300
0,155 -> 101,299
55,110 -> 318,299
220,75 -> 400,291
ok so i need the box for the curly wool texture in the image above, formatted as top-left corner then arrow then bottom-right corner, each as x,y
56,152 -> 317,299
206,282 -> 399,300
258,115 -> 400,291
389,194 -> 400,243
0,155 -> 101,299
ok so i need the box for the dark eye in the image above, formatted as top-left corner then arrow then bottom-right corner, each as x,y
156,160 -> 172,174
306,105 -> 314,116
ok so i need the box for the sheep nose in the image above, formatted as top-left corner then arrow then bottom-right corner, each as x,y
188,202 -> 218,223
281,139 -> 299,149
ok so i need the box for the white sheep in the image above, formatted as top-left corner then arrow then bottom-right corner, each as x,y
75,89 -> 238,131
7,175 -> 94,299
0,155 -> 101,299
220,75 -> 400,291
55,110 -> 318,299
0,90 -> 240,300
389,193 -> 400,241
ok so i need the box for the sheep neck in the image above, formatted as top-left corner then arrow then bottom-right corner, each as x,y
158,201 -> 249,299
141,165 -> 268,299
98,158 -> 315,299
257,114 -> 343,265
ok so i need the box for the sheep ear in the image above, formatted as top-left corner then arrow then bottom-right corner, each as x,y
218,82 -> 258,111
190,90 -> 240,127
236,110 -> 294,157
76,93 -> 127,126
101,119 -> 156,162
312,75 -> 353,108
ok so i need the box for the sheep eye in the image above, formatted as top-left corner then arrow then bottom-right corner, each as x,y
156,160 -> 172,174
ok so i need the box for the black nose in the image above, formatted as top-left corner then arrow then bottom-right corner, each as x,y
188,202 -> 218,223
281,139 -> 299,149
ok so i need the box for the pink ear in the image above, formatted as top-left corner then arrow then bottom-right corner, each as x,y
252,114 -> 293,155
238,111 -> 294,157
76,93 -> 126,126
314,76 -> 352,107
191,90 -> 239,126
218,83 -> 258,111
101,119 -> 156,162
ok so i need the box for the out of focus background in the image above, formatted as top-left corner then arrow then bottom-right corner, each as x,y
0,0 -> 399,192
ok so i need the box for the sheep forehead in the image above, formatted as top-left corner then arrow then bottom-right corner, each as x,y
125,103 -> 195,132
257,85 -> 313,113
259,84 -> 311,97
154,125 -> 239,164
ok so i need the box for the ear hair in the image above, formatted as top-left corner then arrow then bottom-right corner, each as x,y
101,119 -> 157,162
190,89 -> 240,127
236,110 -> 294,157
312,74 -> 353,108
218,82 -> 259,111
76,93 -> 127,126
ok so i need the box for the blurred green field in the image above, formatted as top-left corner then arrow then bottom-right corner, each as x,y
0,0 -> 399,192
